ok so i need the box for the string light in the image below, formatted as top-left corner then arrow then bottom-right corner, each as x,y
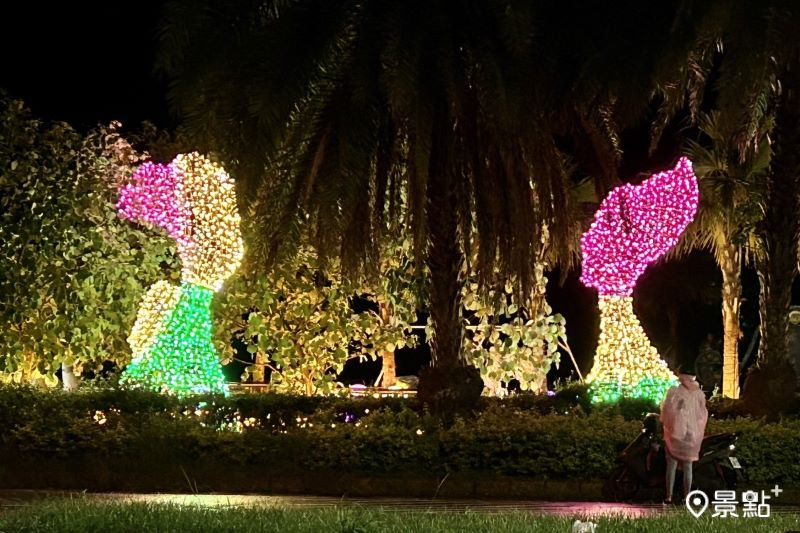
581,157 -> 699,403
118,153 -> 243,395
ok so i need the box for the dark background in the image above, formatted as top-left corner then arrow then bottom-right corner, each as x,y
0,3 -> 171,129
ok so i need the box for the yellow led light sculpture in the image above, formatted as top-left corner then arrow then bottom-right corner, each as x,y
588,296 -> 676,403
171,154 -> 244,291
127,280 -> 182,360
117,152 -> 243,395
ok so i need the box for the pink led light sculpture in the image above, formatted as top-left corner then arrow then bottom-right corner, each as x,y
117,161 -> 192,246
581,157 -> 699,297
581,157 -> 699,403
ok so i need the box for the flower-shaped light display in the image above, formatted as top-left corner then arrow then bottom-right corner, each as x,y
581,157 -> 699,403
117,153 -> 243,395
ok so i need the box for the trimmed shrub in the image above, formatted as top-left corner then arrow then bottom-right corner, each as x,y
1,385 -> 799,486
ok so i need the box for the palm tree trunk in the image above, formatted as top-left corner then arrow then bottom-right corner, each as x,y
756,195 -> 798,382
741,64 -> 800,413
426,174 -> 464,371
417,111 -> 482,414
425,102 -> 465,372
379,302 -> 397,387
428,205 -> 464,368
719,242 -> 741,398
758,75 -> 800,370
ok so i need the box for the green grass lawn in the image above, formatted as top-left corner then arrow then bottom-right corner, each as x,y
0,500 -> 798,532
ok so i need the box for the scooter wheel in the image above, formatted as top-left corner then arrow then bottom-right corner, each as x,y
603,465 -> 640,501
722,466 -> 739,488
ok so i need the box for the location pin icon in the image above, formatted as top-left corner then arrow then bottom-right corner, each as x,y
686,490 -> 709,518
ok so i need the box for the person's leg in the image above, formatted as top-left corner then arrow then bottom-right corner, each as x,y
682,460 -> 693,497
665,453 -> 678,502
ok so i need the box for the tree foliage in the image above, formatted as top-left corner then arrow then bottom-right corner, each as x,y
214,245 -> 419,395
679,111 -> 771,261
157,0 -> 700,294
461,264 -> 567,397
459,229 -> 567,396
0,98 -> 179,384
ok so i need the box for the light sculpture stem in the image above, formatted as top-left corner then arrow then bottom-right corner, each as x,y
587,296 -> 676,403
123,282 -> 227,394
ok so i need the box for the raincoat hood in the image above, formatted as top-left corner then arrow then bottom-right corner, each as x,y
678,374 -> 700,390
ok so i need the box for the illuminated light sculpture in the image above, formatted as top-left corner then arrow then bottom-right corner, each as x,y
581,157 -> 699,403
117,153 -> 243,395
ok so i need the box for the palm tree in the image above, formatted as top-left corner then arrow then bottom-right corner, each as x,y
157,1 -> 699,409
652,1 -> 800,410
672,111 -> 771,398
718,3 -> 800,400
753,60 -> 800,411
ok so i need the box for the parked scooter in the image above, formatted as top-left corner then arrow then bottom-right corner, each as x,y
602,413 -> 745,501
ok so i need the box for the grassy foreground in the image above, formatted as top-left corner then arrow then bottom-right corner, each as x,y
0,501 -> 799,533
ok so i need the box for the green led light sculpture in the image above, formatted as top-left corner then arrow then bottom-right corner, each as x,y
117,153 -> 243,395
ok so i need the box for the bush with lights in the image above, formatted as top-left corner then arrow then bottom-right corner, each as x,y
0,384 -> 797,487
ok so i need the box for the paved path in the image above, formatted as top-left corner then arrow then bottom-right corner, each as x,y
1,491 -> 799,518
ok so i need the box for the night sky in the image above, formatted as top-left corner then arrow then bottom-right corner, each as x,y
0,3 -> 169,129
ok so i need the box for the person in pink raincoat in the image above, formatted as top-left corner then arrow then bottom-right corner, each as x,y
660,369 -> 708,504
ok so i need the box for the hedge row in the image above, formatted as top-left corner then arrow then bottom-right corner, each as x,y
1,385 -> 799,485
